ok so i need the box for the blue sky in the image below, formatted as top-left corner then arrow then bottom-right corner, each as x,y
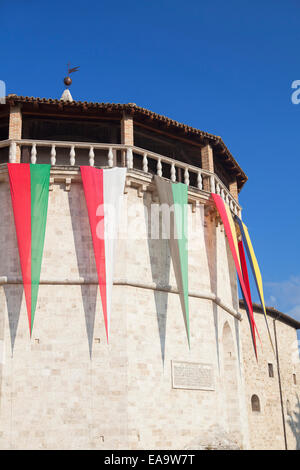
1,0 -> 300,322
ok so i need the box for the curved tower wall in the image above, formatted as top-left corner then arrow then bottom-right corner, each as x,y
0,168 -> 249,449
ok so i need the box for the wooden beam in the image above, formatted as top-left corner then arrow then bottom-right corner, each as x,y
21,110 -> 121,121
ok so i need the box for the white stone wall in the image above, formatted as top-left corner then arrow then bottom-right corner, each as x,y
0,172 -> 264,449
241,307 -> 300,450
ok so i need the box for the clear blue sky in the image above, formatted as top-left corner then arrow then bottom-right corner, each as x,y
1,0 -> 300,322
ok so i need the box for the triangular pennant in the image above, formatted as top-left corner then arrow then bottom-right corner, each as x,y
238,240 -> 258,355
155,176 -> 190,346
238,240 -> 253,307
8,163 -> 50,335
235,215 -> 275,354
212,194 -> 257,357
80,166 -> 126,342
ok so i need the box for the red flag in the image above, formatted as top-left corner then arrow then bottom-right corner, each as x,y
8,164 -> 32,329
8,163 -> 50,335
239,240 -> 262,351
212,194 -> 257,357
238,240 -> 253,307
80,166 -> 126,342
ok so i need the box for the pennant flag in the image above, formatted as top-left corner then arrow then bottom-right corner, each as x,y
238,240 -> 253,306
155,176 -> 190,346
235,215 -> 274,353
8,163 -> 50,335
239,239 -> 263,351
80,166 -> 126,342
212,194 -> 257,356
238,239 -> 258,354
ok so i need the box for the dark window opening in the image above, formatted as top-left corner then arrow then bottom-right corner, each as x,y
22,117 -> 121,144
251,395 -> 261,413
0,115 -> 9,163
268,363 -> 274,378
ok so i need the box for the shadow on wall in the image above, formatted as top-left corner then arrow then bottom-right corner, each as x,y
225,240 -> 241,370
144,192 -> 171,366
68,185 -> 98,358
0,285 -> 5,411
4,284 -> 23,355
222,321 -> 241,446
2,189 -> 23,355
204,214 -> 219,370
287,394 -> 300,450
225,239 -> 239,312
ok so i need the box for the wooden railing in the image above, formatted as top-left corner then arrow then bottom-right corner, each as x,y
0,138 -> 241,214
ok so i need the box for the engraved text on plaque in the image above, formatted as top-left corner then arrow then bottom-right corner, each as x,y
171,361 -> 215,391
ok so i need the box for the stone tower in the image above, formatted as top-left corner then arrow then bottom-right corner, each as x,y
0,94 -> 298,450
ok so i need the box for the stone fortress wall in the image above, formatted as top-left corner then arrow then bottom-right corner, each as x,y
0,172 -> 251,449
0,96 -> 299,450
241,305 -> 300,450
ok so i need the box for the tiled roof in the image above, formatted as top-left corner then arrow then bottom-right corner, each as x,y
239,299 -> 300,330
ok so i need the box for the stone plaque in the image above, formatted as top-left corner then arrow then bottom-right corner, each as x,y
171,361 -> 214,391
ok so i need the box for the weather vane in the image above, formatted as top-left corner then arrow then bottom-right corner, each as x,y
63,63 -> 80,87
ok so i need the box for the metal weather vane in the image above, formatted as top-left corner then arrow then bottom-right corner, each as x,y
63,63 -> 80,87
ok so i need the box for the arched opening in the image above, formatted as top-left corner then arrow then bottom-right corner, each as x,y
251,394 -> 261,413
222,322 -> 241,443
